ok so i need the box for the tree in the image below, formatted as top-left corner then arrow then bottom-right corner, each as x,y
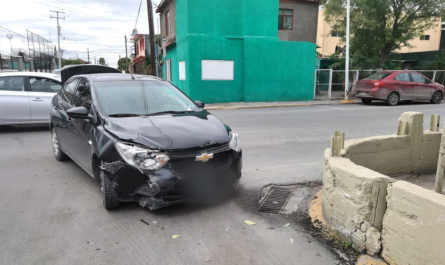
11,48 -> 28,57
117,57 -> 130,72
98,57 -> 106,65
62,59 -> 84,67
322,0 -> 445,69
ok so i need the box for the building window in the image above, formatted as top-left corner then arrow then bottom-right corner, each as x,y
278,9 -> 293,30
420,35 -> 430,40
331,31 -> 340,37
165,11 -> 170,36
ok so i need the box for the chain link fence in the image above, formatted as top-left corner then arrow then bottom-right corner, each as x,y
315,70 -> 445,100
26,29 -> 55,72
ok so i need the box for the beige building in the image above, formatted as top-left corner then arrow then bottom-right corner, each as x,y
317,9 -> 443,57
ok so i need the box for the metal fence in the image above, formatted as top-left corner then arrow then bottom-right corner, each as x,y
26,29 -> 54,72
315,69 -> 445,100
0,53 -> 33,72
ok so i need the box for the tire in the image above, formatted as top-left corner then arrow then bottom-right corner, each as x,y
101,170 -> 121,210
431,91 -> 443,104
52,128 -> 68,161
361,98 -> 372,105
386,92 -> 399,106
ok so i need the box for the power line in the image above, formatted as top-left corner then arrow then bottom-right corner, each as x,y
134,0 -> 143,31
0,26 -> 27,39
52,0 -> 147,18
29,0 -> 132,22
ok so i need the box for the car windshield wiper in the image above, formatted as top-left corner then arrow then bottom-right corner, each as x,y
147,110 -> 194,116
108,113 -> 144,118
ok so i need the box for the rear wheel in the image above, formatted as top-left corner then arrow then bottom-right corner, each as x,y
431,91 -> 443,104
386,92 -> 399,106
101,170 -> 121,210
52,129 -> 68,161
361,98 -> 372,105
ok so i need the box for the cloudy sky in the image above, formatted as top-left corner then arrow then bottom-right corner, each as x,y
0,0 -> 161,68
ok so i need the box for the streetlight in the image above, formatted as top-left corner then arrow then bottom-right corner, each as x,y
345,0 -> 351,100
6,33 -> 13,54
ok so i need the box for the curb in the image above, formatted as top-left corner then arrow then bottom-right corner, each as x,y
205,100 -> 359,110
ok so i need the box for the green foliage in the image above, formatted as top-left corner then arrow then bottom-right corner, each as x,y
322,0 -> 445,69
98,57 -> 106,65
62,59 -> 84,67
117,57 -> 130,72
328,52 -> 345,70
420,51 -> 445,70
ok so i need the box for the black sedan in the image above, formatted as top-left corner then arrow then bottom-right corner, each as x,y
50,72 -> 242,210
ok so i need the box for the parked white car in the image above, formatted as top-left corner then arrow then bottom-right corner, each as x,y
0,72 -> 61,125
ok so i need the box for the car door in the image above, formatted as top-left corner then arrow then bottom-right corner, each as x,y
28,76 -> 62,122
393,73 -> 414,100
411,73 -> 433,100
0,76 -> 30,124
66,77 -> 94,173
55,78 -> 80,154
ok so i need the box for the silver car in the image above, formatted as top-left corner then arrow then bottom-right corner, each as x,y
0,72 -> 61,125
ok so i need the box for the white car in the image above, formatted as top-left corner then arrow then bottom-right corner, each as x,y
0,72 -> 61,125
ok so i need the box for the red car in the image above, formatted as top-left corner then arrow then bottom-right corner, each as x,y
355,71 -> 444,106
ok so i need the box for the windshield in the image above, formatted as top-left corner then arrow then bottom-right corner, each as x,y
94,80 -> 199,117
363,72 -> 391,80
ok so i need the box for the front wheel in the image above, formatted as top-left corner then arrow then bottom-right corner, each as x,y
431,91 -> 443,104
52,129 -> 68,161
386,92 -> 399,106
101,171 -> 121,210
361,98 -> 372,105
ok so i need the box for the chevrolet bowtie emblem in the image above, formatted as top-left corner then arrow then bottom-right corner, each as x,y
196,153 -> 214,162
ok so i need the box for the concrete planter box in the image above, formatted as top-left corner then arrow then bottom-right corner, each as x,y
322,112 -> 445,264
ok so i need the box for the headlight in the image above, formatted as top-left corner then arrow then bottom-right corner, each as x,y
229,132 -> 241,152
114,142 -> 169,171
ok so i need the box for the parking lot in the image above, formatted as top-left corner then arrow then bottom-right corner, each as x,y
1,102 -> 443,265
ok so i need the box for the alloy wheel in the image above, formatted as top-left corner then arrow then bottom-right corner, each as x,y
432,92 -> 443,104
388,93 -> 399,106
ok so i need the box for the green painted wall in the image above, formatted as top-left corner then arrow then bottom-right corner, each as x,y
162,0 -> 316,103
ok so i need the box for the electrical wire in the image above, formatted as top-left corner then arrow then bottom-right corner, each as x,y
52,0 -> 147,18
29,0 -> 132,22
0,26 -> 28,39
134,0 -> 143,31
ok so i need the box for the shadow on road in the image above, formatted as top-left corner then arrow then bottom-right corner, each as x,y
0,124 -> 49,133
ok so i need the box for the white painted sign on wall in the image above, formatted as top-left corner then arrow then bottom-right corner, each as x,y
201,60 -> 234,80
179,61 -> 186,80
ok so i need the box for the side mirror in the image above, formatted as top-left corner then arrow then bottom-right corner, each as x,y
426,79 -> 431,84
195,100 -> 205,108
67,106 -> 91,120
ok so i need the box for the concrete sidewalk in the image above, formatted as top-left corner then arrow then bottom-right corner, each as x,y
205,99 -> 358,110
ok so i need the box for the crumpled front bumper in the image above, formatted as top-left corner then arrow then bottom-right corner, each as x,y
100,151 -> 242,210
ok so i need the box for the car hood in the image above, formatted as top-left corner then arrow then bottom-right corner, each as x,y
104,111 -> 231,150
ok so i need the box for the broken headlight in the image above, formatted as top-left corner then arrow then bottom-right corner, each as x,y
114,142 -> 169,171
229,131 -> 241,152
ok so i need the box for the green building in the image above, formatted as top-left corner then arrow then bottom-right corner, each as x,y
156,0 -> 317,103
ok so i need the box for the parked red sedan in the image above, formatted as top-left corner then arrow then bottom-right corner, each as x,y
355,71 -> 444,106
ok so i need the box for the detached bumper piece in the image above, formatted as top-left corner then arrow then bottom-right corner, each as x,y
100,145 -> 242,210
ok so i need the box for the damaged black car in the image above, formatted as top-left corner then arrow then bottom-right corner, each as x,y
50,67 -> 242,210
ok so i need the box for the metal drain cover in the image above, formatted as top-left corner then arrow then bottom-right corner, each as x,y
258,187 -> 293,214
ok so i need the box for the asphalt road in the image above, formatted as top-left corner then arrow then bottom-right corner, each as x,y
0,101 -> 443,265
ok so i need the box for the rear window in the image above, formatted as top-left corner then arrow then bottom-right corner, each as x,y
363,73 -> 391,80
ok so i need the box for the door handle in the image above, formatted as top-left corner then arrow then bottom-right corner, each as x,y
32,98 -> 44,101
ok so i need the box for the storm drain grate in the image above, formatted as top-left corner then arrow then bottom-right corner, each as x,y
258,187 -> 293,214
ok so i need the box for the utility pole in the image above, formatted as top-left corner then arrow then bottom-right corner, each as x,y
124,35 -> 128,71
87,48 -> 90,64
146,0 -> 157,76
50,10 -> 65,69
94,56 -> 96,64
344,0 -> 351,100
6,33 -> 13,55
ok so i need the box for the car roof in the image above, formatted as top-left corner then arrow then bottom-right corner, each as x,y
0,71 -> 61,80
80,73 -> 164,82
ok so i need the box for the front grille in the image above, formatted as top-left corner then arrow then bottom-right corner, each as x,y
167,142 -> 231,159
169,151 -> 233,176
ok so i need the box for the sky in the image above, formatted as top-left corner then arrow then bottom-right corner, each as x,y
0,0 -> 161,68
